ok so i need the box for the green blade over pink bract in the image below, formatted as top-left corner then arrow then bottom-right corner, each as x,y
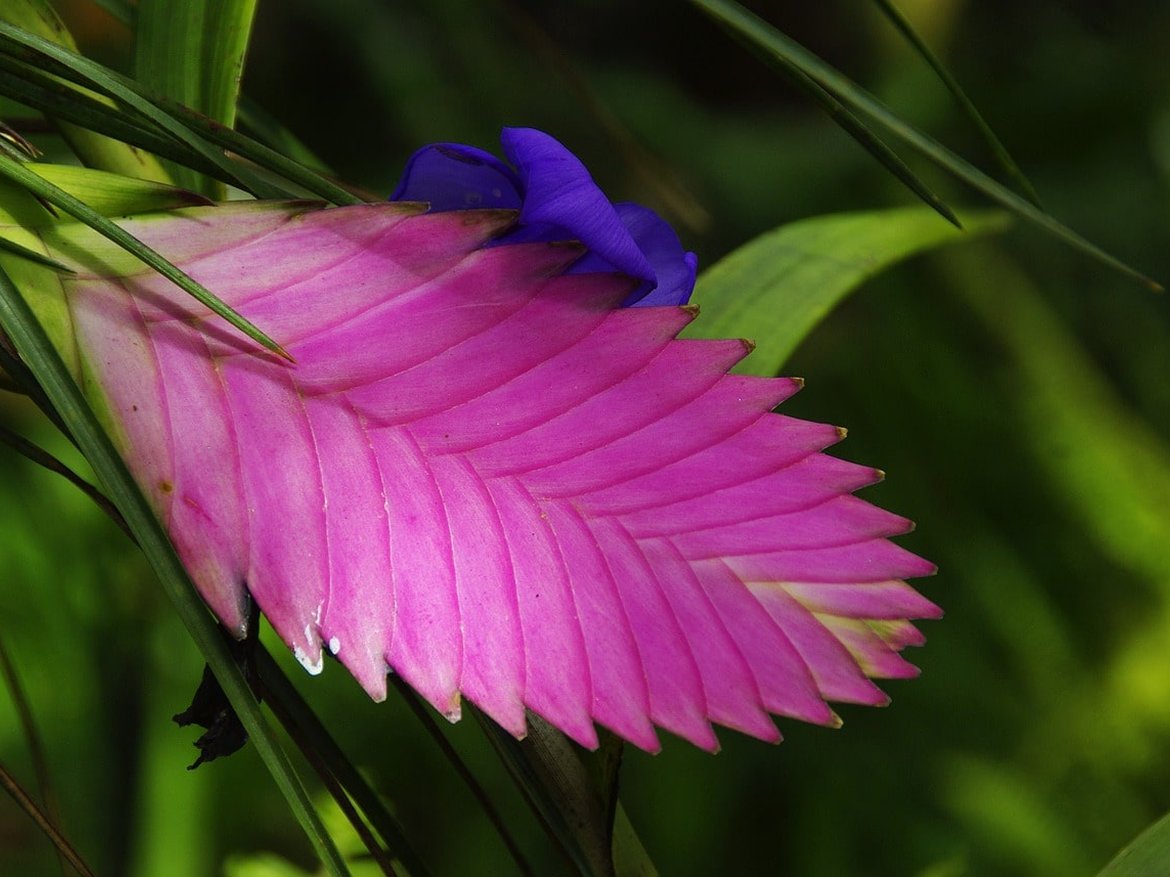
39,200 -> 938,752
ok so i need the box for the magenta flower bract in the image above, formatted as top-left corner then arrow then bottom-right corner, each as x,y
44,188 -> 937,752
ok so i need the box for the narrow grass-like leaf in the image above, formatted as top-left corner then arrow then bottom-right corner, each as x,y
389,677 -> 535,877
256,647 -> 432,877
0,262 -> 349,877
472,706 -> 608,877
1098,810 -> 1170,876
686,206 -> 1009,374
0,39 -> 361,205
0,56 -> 227,179
0,19 -> 289,198
0,761 -> 94,877
0,628 -> 63,868
0,153 -> 290,359
688,0 -> 1160,290
0,422 -> 129,538
0,0 -> 171,181
870,0 -> 1041,207
782,61 -> 959,228
135,0 -> 259,194
0,234 -> 72,270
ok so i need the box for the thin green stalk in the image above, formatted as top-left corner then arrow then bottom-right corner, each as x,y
0,261 -> 350,877
256,647 -> 430,877
869,0 -> 1042,206
688,0 -> 1161,291
0,26 -> 361,205
0,58 -> 228,180
0,422 -> 131,539
389,677 -> 536,877
0,629 -> 63,864
0,152 -> 292,361
0,761 -> 95,877
471,706 -> 597,877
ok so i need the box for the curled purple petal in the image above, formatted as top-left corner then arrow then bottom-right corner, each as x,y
391,143 -> 523,211
391,127 -> 699,305
576,203 -> 698,307
500,127 -> 655,285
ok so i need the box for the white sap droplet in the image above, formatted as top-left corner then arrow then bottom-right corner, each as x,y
328,636 -> 341,656
293,645 -> 324,676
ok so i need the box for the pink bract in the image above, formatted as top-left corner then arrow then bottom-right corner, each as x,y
52,200 -> 938,752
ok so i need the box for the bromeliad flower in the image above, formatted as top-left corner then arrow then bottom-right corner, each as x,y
392,127 -> 698,307
7,132 -> 938,753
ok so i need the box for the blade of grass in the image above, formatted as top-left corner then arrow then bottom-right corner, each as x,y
388,677 -> 536,877
783,60 -> 959,228
0,152 -> 292,360
255,647 -> 432,877
0,19 -> 290,198
0,0 -> 171,181
0,627 -> 64,873
0,421 -> 131,539
0,234 -> 74,271
870,0 -> 1042,207
688,0 -> 1161,291
471,707 -> 610,877
0,57 -> 230,180
0,761 -> 95,877
0,44 -> 362,205
0,262 -> 350,877
135,0 -> 259,194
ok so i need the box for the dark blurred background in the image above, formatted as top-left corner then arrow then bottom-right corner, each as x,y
3,1 -> 1170,874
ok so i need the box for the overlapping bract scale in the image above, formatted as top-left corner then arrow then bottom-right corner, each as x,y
50,201 -> 939,752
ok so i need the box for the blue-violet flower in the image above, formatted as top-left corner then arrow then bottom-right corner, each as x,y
391,126 -> 698,306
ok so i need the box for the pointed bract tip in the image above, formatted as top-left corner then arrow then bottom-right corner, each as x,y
739,337 -> 756,355
828,712 -> 844,729
680,303 -> 700,318
835,426 -> 849,440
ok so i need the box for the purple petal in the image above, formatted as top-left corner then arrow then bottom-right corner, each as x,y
501,127 -> 655,284
391,143 -> 523,211
572,203 -> 698,306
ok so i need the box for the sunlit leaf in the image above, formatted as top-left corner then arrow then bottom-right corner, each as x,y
687,207 -> 1009,374
135,0 -> 259,194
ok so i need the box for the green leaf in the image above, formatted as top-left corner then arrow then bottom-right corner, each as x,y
1098,811 -> 1170,877
0,761 -> 96,877
27,163 -> 210,217
0,19 -> 289,198
0,52 -> 360,205
0,260 -> 351,877
686,206 -> 1009,375
255,647 -> 433,877
870,0 -> 1041,207
0,0 -> 171,182
135,0 -> 259,194
687,0 -> 1161,291
475,709 -> 615,877
0,154 -> 291,360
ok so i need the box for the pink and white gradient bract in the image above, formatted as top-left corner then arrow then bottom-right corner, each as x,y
59,201 -> 939,752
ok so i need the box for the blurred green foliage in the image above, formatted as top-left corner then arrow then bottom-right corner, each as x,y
3,0 -> 1170,875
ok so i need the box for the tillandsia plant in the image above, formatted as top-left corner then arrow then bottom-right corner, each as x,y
0,2 -> 1166,877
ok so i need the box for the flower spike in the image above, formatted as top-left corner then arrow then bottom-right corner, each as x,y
23,142 -> 937,752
